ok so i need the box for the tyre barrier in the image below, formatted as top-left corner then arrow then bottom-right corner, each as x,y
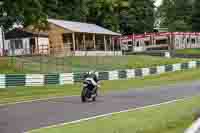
0,61 -> 199,88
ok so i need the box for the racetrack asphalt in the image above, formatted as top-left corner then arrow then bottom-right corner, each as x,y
1,81 -> 200,133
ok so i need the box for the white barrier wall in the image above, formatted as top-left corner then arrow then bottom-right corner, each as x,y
142,68 -> 150,76
157,66 -> 165,74
0,75 -> 5,88
172,63 -> 181,72
74,51 -> 122,56
189,61 -> 197,69
59,73 -> 74,85
109,71 -> 119,80
26,74 -> 44,86
0,61 -> 199,88
126,69 -> 135,79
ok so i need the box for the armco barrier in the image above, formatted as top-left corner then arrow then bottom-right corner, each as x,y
0,61 -> 199,88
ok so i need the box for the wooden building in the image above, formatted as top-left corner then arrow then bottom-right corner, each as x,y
45,19 -> 121,56
4,28 -> 49,56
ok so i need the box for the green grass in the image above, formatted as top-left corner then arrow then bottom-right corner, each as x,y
0,57 -> 25,73
1,68 -> 200,105
176,48 -> 200,55
1,55 -> 191,73
29,95 -> 200,133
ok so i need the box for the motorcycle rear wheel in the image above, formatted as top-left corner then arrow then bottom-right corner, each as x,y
81,87 -> 87,102
92,96 -> 96,101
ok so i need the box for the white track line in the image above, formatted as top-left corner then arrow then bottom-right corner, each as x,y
26,96 -> 195,133
0,95 -> 79,107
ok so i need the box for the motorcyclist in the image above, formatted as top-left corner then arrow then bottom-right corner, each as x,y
84,70 -> 99,93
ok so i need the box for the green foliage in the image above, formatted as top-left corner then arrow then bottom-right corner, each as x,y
158,0 -> 193,32
2,0 -> 47,30
3,0 -> 200,33
1,0 -> 155,34
192,0 -> 200,31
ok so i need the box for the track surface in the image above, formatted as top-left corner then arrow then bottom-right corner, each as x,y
1,81 -> 200,133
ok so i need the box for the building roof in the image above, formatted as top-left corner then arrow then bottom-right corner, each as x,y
5,28 -> 48,40
48,19 -> 121,36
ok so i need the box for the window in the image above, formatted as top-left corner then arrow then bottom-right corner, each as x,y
128,41 -> 132,45
191,38 -> 196,44
145,41 -> 150,46
10,40 -> 23,49
187,38 -> 190,44
136,41 -> 140,47
156,39 -> 167,45
15,40 -> 23,49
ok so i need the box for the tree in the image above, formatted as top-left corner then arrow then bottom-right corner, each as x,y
51,0 -> 90,22
158,0 -> 193,31
192,0 -> 200,31
169,20 -> 189,31
119,0 -> 155,34
1,0 -> 47,30
86,0 -> 117,30
41,0 -> 58,19
1,0 -> 157,34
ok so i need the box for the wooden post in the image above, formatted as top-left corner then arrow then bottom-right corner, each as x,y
111,36 -> 115,56
132,33 -> 135,52
104,35 -> 107,51
110,36 -> 113,51
72,32 -> 76,51
168,33 -> 171,50
83,33 -> 86,51
93,34 -> 96,50
76,37 -> 79,50
119,35 -> 122,51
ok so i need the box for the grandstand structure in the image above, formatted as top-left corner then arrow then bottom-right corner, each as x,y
117,32 -> 200,52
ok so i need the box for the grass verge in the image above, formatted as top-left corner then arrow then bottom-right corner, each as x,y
1,68 -> 200,104
0,55 -> 191,73
29,96 -> 200,133
176,48 -> 200,55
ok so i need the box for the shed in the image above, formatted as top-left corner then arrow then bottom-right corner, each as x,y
4,28 -> 49,56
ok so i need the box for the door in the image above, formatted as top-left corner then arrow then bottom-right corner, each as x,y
30,38 -> 36,54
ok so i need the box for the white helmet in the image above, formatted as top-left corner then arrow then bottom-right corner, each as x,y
89,70 -> 95,75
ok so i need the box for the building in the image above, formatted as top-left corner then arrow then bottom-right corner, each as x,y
118,32 -> 200,52
28,19 -> 122,56
4,28 -> 49,56
3,19 -> 122,56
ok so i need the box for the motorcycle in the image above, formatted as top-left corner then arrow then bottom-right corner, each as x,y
81,77 -> 98,102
